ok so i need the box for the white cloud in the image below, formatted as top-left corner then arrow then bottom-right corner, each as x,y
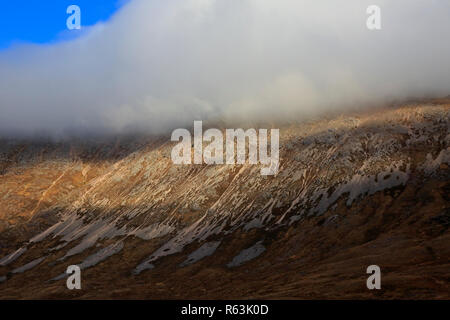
0,0 -> 449,136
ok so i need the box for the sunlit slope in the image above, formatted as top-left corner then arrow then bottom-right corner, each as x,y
0,101 -> 448,299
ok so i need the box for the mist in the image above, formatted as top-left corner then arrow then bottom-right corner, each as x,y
1,0 -> 450,136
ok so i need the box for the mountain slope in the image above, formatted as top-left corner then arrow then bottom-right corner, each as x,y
0,101 -> 449,299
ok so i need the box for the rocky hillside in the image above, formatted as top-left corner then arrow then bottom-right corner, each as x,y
0,101 -> 449,299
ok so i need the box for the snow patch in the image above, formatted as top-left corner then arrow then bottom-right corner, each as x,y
0,247 -> 27,266
180,241 -> 221,267
227,241 -> 266,267
132,223 -> 174,240
422,148 -> 450,174
133,261 -> 155,275
78,241 -> 124,269
12,257 -> 46,274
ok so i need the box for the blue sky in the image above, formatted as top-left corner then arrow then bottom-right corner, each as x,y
0,0 -> 126,49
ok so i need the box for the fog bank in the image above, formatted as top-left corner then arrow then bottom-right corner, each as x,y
1,0 -> 450,136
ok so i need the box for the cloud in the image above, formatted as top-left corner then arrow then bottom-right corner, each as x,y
1,0 -> 449,136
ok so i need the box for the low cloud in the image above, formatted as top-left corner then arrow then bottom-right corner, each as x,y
1,0 -> 450,136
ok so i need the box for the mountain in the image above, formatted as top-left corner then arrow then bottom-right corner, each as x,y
0,100 -> 449,299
